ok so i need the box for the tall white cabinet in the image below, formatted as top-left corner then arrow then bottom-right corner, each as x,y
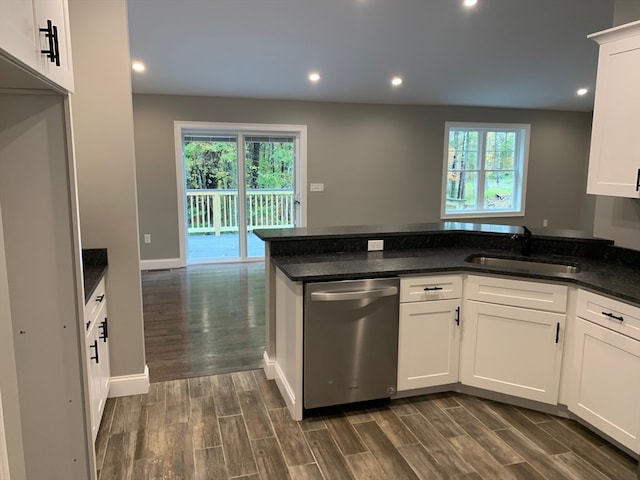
0,3 -> 94,478
587,20 -> 640,198
0,91 -> 91,480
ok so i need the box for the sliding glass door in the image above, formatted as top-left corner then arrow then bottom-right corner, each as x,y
182,128 -> 299,263
244,136 -> 295,258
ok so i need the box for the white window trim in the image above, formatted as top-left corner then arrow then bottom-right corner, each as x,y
173,121 -> 308,267
440,121 -> 530,220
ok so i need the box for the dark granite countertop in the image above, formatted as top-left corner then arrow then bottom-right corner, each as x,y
272,248 -> 640,306
261,220 -> 640,308
255,222 -> 607,242
82,248 -> 108,303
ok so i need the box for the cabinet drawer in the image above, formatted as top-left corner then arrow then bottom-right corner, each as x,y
465,275 -> 567,313
400,275 -> 462,302
84,276 -> 106,327
576,289 -> 640,341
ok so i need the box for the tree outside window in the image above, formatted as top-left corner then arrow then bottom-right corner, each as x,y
441,123 -> 530,218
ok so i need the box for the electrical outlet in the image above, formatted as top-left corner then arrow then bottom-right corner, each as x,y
543,219 -> 548,227
368,239 -> 384,251
144,234 -> 152,244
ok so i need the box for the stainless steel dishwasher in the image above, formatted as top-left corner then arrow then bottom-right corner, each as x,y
303,277 -> 400,410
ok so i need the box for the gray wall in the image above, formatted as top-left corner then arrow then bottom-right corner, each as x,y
69,0 -> 146,378
591,0 -> 640,250
133,94 -> 595,261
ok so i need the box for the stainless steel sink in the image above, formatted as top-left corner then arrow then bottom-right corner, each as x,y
465,255 -> 580,274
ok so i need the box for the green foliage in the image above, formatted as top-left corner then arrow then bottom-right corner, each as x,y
184,141 -> 238,190
245,140 -> 294,189
184,138 -> 294,191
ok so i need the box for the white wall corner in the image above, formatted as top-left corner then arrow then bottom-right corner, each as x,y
108,365 -> 150,398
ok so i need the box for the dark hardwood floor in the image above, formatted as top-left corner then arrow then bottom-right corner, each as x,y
95,370 -> 638,480
142,263 -> 266,383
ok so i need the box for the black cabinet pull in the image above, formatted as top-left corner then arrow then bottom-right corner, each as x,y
555,323 -> 560,343
455,306 -> 460,326
90,340 -> 99,364
423,286 -> 443,291
39,19 -> 60,66
99,318 -> 108,342
636,168 -> 640,192
96,294 -> 105,303
602,311 -> 624,322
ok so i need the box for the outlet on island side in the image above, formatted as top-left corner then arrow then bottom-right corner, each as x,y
144,234 -> 152,244
368,239 -> 384,251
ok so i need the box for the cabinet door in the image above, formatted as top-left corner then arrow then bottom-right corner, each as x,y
587,27 -> 640,198
397,299 -> 460,391
33,0 -> 74,92
85,319 -> 101,441
569,318 -> 640,453
96,306 -> 110,421
460,301 -> 565,404
0,0 -> 38,70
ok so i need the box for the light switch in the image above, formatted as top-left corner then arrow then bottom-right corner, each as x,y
310,183 -> 324,192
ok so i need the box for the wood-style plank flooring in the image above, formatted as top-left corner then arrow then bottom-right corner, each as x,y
95,370 -> 638,479
142,263 -> 265,382
118,263 -> 640,480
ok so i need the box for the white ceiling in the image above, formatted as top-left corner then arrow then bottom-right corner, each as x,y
127,0 -> 615,111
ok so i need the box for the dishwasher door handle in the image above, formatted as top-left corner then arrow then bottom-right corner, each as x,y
310,286 -> 398,302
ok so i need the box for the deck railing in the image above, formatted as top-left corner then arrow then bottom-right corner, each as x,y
186,189 -> 295,235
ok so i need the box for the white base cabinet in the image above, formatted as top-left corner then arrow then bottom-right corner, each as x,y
84,276 -> 110,441
397,275 -> 462,391
461,275 -> 567,405
568,290 -> 640,454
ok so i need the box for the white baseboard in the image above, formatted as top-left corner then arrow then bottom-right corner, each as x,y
140,258 -> 183,271
263,351 -> 276,379
274,362 -> 302,421
108,365 -> 150,398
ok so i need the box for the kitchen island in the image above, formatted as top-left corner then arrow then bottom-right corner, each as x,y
255,222 -> 640,463
256,222 -> 640,362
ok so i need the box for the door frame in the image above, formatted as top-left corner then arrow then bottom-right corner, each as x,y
173,121 -> 307,266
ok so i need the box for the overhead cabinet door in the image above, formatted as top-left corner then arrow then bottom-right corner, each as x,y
587,21 -> 640,198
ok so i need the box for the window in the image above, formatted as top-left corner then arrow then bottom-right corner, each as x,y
441,122 -> 530,218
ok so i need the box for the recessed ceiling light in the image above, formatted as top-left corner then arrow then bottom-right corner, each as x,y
132,61 -> 146,73
308,72 -> 320,82
577,88 -> 588,96
464,0 -> 478,7
391,76 -> 403,87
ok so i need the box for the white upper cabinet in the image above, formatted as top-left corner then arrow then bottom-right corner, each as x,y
0,0 -> 74,92
0,0 -> 39,70
33,0 -> 74,92
587,20 -> 640,198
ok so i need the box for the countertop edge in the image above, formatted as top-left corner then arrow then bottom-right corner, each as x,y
271,249 -> 640,307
